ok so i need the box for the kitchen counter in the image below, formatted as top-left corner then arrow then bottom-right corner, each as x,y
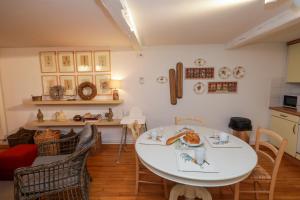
269,106 -> 300,117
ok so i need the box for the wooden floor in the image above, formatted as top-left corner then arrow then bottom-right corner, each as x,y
88,144 -> 300,200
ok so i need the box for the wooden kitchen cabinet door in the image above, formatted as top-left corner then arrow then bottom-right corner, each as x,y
287,43 -> 300,83
270,116 -> 298,157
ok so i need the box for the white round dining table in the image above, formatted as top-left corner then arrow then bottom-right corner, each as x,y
135,125 -> 257,200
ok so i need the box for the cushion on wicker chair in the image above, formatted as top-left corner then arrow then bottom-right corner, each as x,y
32,155 -> 70,166
76,124 -> 93,150
247,165 -> 271,180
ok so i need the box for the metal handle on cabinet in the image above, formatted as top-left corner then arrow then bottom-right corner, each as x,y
293,124 -> 296,135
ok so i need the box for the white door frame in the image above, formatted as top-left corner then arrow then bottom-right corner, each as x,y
0,62 -> 8,140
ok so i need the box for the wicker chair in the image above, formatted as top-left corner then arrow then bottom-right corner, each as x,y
14,124 -> 97,200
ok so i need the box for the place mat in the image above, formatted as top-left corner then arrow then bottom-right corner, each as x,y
138,136 -> 166,145
205,134 -> 242,148
176,150 -> 218,173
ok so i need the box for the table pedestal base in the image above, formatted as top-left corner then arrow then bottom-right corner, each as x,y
169,184 -> 212,200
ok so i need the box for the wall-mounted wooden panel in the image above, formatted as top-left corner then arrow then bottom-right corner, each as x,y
176,62 -> 183,98
169,68 -> 177,105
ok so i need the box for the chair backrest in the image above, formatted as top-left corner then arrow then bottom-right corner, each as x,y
76,124 -> 97,151
175,116 -> 204,126
255,128 -> 288,187
128,120 -> 142,140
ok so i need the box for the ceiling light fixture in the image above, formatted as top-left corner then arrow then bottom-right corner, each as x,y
120,0 -> 136,32
265,0 -> 277,4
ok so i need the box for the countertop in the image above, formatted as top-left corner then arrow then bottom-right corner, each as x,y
269,106 -> 300,117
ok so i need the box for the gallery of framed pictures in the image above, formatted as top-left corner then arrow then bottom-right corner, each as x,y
40,51 -> 112,96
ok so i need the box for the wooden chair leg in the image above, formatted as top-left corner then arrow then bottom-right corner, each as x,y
234,183 -> 240,200
162,179 -> 168,199
269,186 -> 274,200
135,158 -> 140,195
253,181 -> 259,200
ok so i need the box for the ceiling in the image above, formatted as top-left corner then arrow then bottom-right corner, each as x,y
128,0 -> 293,46
0,0 -> 297,48
0,0 -> 131,48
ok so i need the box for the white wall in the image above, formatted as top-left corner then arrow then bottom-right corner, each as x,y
0,44 -> 287,143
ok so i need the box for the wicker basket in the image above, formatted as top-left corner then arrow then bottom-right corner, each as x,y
34,129 -> 60,155
7,128 -> 36,147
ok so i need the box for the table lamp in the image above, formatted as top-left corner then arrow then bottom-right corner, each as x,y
109,80 -> 121,100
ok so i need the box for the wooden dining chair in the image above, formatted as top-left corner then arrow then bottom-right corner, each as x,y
127,121 -> 168,199
175,116 -> 204,126
234,128 -> 288,200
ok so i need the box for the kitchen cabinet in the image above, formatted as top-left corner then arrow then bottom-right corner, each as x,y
270,110 -> 299,157
287,43 -> 300,82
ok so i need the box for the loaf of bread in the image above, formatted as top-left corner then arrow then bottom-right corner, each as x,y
166,131 -> 187,145
183,132 -> 200,144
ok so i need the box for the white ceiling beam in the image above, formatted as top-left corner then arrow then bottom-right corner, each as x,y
97,0 -> 142,51
226,8 -> 300,49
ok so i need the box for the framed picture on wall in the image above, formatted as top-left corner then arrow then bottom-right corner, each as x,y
42,75 -> 58,95
77,75 -> 93,85
58,51 -> 75,73
95,74 -> 112,95
76,51 -> 93,72
94,51 -> 111,72
40,51 -> 57,73
60,75 -> 77,96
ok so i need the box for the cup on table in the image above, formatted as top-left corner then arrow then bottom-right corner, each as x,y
219,132 -> 229,143
150,131 -> 158,141
194,147 -> 206,165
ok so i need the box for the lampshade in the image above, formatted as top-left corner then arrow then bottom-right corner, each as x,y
109,80 -> 121,89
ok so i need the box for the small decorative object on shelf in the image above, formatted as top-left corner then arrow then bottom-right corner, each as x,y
193,82 -> 205,94
105,108 -> 113,121
185,67 -> 214,79
194,58 -> 207,67
37,109 -> 44,122
49,85 -> 64,100
218,67 -> 231,79
73,115 -> 82,122
32,95 -> 42,101
208,82 -> 237,93
233,66 -> 246,79
109,80 -> 121,100
77,81 -> 97,100
83,113 -> 102,122
156,76 -> 168,84
54,111 -> 67,121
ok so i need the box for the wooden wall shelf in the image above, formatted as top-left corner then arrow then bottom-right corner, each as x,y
27,119 -> 122,127
24,99 -> 123,106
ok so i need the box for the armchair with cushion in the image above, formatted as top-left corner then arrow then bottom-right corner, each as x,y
14,124 -> 97,200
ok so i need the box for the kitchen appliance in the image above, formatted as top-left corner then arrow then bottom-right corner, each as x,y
283,95 -> 300,110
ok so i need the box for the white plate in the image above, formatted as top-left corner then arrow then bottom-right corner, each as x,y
180,135 -> 204,147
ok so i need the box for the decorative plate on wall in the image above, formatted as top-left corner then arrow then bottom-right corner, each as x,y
233,66 -> 245,79
193,82 -> 205,94
218,67 -> 231,79
194,58 -> 207,67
